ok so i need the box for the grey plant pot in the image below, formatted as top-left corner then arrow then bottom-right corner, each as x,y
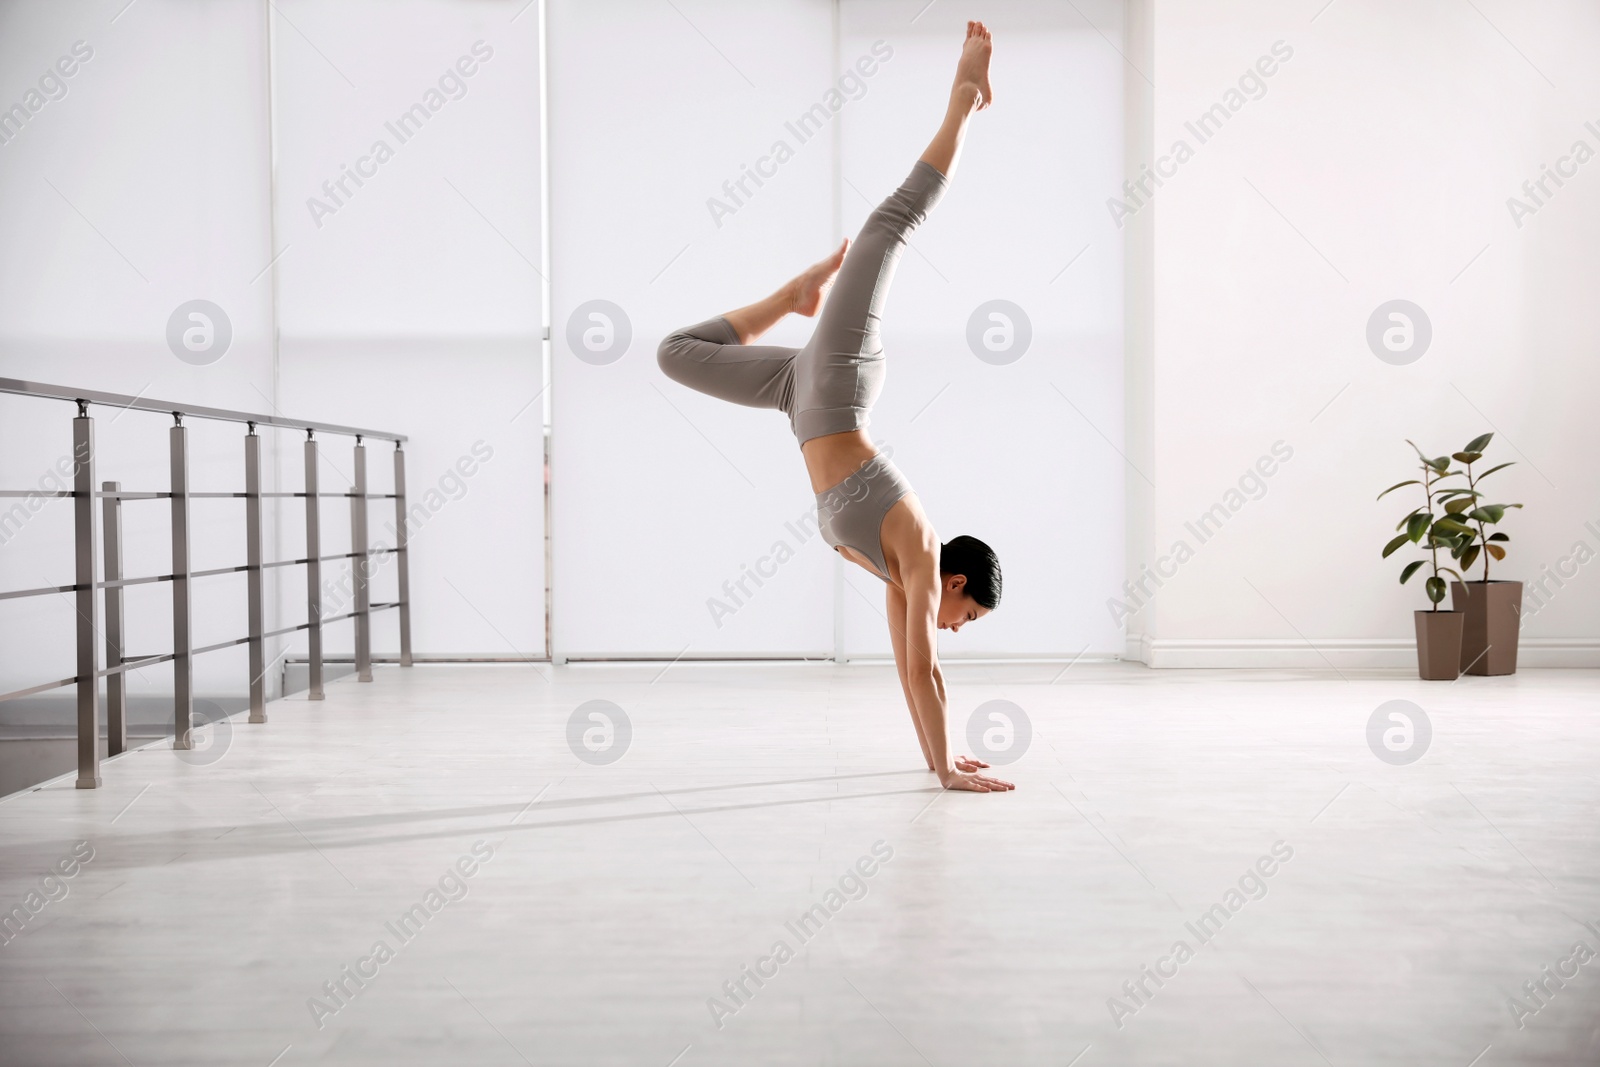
1414,610 -> 1464,681
1450,580 -> 1523,676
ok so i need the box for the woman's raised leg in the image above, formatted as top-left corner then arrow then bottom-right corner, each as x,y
659,21 -> 992,427
789,23 -> 992,443
920,20 -> 992,176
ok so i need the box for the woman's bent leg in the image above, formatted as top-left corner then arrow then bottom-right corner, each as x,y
657,318 -> 799,415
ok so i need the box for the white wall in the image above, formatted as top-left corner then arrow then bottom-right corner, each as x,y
270,0 -> 546,660
14,0 -> 1584,683
0,0 -> 278,700
0,0 -> 547,708
838,0 -> 1125,658
548,0 -> 837,660
549,0 -> 1128,660
1124,0 -> 1600,666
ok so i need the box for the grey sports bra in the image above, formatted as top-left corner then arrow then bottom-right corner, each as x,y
816,453 -> 913,583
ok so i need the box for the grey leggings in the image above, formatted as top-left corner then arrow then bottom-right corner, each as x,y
657,160 -> 948,444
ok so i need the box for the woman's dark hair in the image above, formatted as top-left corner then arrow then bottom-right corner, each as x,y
939,535 -> 1001,610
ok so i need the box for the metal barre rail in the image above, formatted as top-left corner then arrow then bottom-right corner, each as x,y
0,377 -> 406,442
0,377 -> 414,788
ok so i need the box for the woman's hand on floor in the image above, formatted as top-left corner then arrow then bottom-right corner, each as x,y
939,768 -> 1014,792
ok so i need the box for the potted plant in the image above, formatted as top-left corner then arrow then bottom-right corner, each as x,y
1435,433 -> 1523,675
1379,441 -> 1466,680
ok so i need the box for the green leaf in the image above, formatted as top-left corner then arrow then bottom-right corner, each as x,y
1445,498 -> 1474,514
1459,544 -> 1481,573
1477,462 -> 1515,479
1429,456 -> 1453,473
1395,507 -> 1426,531
1487,532 -> 1509,542
1425,576 -> 1447,604
1433,517 -> 1474,536
1407,513 -> 1432,542
1464,433 -> 1493,453
1434,489 -> 1480,500
1486,543 -> 1506,561
1378,479 -> 1422,500
1468,505 -> 1506,523
1399,560 -> 1425,584
1452,451 -> 1483,464
1383,533 -> 1411,558
1440,567 -> 1465,581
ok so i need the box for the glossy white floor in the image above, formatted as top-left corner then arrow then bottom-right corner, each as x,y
1,662 -> 1597,1066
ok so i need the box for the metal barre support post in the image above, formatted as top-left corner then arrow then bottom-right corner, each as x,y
74,411 -> 102,788
245,430 -> 266,723
352,439 -> 371,682
395,444 -> 413,667
304,434 -> 324,700
102,480 -> 127,756
171,421 -> 194,750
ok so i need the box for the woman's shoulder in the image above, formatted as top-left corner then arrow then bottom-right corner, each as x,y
880,494 -> 938,582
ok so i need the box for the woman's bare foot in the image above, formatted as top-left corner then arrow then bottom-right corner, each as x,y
954,20 -> 993,111
789,238 -> 848,317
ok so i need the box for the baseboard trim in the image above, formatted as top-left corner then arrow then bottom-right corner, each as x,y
276,642 -> 1600,670
1142,637 -> 1600,669
556,653 -> 1125,666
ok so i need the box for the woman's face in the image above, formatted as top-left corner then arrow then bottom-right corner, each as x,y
937,575 -> 990,632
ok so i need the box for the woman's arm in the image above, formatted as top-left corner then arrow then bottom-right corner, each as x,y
897,560 -> 1014,793
886,582 -> 936,770
888,580 -> 993,775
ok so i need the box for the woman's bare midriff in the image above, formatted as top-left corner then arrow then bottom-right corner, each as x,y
799,427 -> 879,493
